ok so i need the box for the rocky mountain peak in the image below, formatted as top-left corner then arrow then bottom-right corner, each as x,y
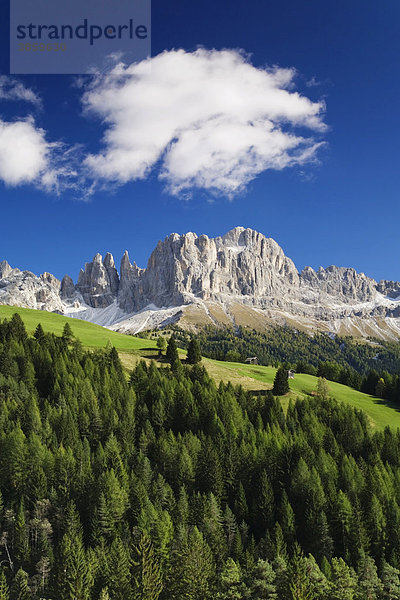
118,251 -> 143,312
377,280 -> 400,299
104,252 -> 115,268
40,272 -> 60,290
60,275 -> 75,299
2,227 -> 400,341
75,253 -> 120,308
0,260 -> 13,279
300,264 -> 377,302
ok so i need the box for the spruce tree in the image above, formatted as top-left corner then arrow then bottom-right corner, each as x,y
62,323 -> 74,344
216,557 -> 246,600
33,324 -> 45,342
11,568 -> 30,600
57,503 -> 93,600
381,562 -> 400,599
168,527 -> 215,600
166,337 -> 179,365
316,377 -> 330,400
0,570 -> 9,600
156,336 -> 167,357
285,544 -> 315,600
187,339 -> 202,365
132,532 -> 163,600
356,554 -> 382,600
104,536 -> 132,600
247,559 -> 277,599
272,367 -> 289,396
9,314 -> 27,342
15,502 -> 30,566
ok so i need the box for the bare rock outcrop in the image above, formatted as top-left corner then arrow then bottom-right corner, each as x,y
1,227 -> 400,340
75,253 -> 120,308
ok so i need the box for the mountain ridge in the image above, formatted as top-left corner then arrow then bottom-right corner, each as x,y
1,227 -> 400,340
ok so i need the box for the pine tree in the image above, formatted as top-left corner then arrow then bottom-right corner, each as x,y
104,536 -> 132,600
381,562 -> 400,599
132,532 -> 163,600
187,339 -> 202,365
316,377 -> 330,400
33,324 -> 45,342
285,544 -> 315,600
57,503 -> 93,600
247,559 -> 277,599
62,323 -> 74,344
0,570 -> 9,600
356,554 -> 382,600
166,337 -> 179,365
15,502 -> 30,567
272,367 -> 289,396
156,336 -> 167,357
11,568 -> 30,600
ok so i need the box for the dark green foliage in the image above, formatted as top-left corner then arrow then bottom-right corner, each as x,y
169,325 -> 400,404
166,336 -> 179,365
33,323 -> 45,342
11,568 -> 30,600
285,545 -> 315,599
186,338 -> 202,365
132,532 -> 163,600
0,313 -> 400,598
272,367 -> 289,395
381,562 -> 400,599
169,324 -> 400,374
62,322 -> 74,344
156,336 -> 167,356
0,571 -> 8,600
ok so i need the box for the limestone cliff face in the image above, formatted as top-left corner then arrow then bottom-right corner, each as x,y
300,265 -> 377,303
75,252 -> 119,308
377,280 -> 400,299
0,263 -> 64,312
136,227 -> 300,309
1,227 -> 400,340
118,251 -> 144,312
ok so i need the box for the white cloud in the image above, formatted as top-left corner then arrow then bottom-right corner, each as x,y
0,118 -> 49,186
0,76 -> 41,107
0,117 -> 84,194
83,48 -> 327,196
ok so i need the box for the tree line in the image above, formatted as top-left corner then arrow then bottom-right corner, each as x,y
0,314 -> 400,598
169,325 -> 400,375
168,325 -> 400,403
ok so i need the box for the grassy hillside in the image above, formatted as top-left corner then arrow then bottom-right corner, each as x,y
203,360 -> 400,430
1,305 -> 399,430
0,305 -> 157,352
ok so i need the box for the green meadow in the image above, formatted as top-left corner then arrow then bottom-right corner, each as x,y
1,304 -> 399,430
0,305 -> 157,351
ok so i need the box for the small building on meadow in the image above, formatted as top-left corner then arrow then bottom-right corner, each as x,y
288,369 -> 295,379
245,357 -> 259,365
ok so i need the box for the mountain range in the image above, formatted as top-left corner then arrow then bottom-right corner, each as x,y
1,226 -> 400,340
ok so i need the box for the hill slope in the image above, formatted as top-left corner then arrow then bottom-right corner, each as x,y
1,304 -> 399,430
0,305 -> 157,351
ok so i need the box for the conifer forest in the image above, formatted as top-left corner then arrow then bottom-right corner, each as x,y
1,314 -> 400,599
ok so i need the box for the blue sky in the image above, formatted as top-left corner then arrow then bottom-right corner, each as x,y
1,0 -> 399,283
